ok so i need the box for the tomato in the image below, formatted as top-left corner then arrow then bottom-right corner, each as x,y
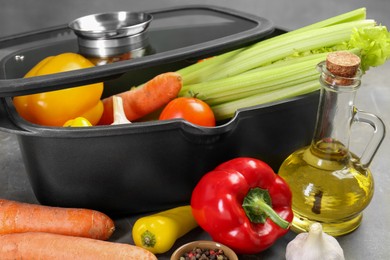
159,97 -> 216,127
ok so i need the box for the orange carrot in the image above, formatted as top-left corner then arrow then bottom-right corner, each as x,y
98,72 -> 182,125
0,199 -> 115,240
0,232 -> 157,260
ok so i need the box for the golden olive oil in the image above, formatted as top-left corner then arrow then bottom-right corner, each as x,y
278,139 -> 374,236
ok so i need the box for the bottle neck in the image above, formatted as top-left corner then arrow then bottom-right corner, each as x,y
312,62 -> 361,156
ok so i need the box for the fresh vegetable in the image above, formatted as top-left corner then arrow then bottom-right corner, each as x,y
13,53 -> 104,126
99,72 -> 182,125
0,199 -> 115,240
111,96 -> 131,125
132,205 -> 198,254
191,157 -> 293,254
286,222 -> 345,260
159,97 -> 216,127
63,117 -> 92,127
0,232 -> 157,260
177,8 -> 390,120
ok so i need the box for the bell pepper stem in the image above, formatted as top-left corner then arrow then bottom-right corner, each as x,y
242,187 -> 290,229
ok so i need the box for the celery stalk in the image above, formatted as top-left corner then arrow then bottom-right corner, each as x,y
289,7 -> 366,34
211,80 -> 320,120
177,8 -> 367,86
189,20 -> 375,83
206,73 -> 319,106
181,53 -> 326,105
177,49 -> 244,85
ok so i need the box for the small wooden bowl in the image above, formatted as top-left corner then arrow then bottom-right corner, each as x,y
171,240 -> 238,260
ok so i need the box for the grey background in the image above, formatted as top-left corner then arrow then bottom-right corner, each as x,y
1,0 -> 389,259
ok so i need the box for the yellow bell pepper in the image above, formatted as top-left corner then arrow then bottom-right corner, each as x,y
63,117 -> 92,127
13,53 -> 104,126
132,205 -> 198,254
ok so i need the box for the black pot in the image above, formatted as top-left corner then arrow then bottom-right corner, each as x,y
0,5 -> 318,216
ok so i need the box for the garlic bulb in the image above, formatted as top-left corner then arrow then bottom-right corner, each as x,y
286,223 -> 345,260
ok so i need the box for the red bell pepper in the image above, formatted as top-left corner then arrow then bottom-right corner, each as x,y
191,157 -> 293,254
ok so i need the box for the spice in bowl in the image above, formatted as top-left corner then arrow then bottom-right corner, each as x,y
181,247 -> 229,260
171,240 -> 238,260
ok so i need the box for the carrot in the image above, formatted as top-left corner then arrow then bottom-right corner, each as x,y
98,72 -> 182,125
0,232 -> 157,260
0,199 -> 115,240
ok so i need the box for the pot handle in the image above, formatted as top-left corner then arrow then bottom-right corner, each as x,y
0,98 -> 32,135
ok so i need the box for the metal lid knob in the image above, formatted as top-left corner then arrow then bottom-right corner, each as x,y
68,11 -> 152,58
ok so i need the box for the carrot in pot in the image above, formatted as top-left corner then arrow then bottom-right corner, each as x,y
0,232 -> 157,260
98,72 -> 183,125
0,199 -> 115,240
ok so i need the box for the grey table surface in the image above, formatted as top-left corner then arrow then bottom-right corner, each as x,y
0,1 -> 389,259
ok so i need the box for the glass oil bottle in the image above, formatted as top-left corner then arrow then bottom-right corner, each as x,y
278,51 -> 385,236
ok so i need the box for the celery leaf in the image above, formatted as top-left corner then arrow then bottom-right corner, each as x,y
348,26 -> 390,72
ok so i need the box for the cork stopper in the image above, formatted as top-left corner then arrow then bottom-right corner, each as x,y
325,51 -> 361,86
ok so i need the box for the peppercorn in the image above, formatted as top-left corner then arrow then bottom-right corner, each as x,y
180,247 -> 229,260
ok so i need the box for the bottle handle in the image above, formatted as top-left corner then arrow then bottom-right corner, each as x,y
353,107 -> 386,168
